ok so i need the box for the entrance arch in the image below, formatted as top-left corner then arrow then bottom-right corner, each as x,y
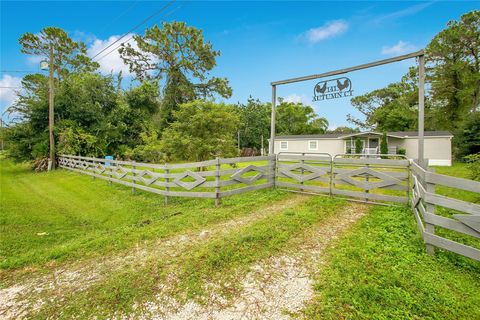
269,50 -> 426,164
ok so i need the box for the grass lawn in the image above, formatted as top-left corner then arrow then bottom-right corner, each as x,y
35,196 -> 345,319
432,162 -> 479,203
302,204 -> 480,320
0,158 -> 291,271
2,158 -> 479,319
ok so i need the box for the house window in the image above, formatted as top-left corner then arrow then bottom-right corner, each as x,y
280,141 -> 288,150
308,140 -> 318,150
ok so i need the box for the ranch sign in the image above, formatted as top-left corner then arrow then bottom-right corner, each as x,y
313,77 -> 353,102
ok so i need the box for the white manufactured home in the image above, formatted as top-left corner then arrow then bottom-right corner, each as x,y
272,131 -> 453,166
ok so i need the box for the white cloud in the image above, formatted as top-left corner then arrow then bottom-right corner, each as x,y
381,41 -> 416,56
87,34 -> 137,75
373,2 -> 433,25
301,20 -> 348,44
283,93 -> 312,106
0,75 -> 22,108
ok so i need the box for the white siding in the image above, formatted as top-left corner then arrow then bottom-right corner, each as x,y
400,137 -> 452,166
272,136 -> 452,166
274,139 -> 343,155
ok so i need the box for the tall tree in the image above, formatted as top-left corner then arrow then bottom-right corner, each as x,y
276,100 -> 328,135
347,70 -> 420,131
161,100 -> 239,161
236,97 -> 271,150
427,10 -> 480,131
19,27 -> 99,79
119,22 -> 232,130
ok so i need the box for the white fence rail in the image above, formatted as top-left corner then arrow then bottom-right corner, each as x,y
59,154 -> 275,205
59,154 -> 480,261
411,161 -> 480,261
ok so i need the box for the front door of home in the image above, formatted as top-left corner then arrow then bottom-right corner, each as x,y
369,138 -> 379,149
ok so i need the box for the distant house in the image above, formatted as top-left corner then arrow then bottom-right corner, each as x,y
273,131 -> 453,166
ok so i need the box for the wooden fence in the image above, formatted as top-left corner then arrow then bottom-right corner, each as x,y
59,154 -> 275,205
276,153 -> 409,204
59,153 -> 480,260
411,161 -> 480,261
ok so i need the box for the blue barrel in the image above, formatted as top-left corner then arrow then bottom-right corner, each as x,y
105,155 -> 114,167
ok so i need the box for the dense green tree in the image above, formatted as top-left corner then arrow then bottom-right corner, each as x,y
427,10 -> 480,132
455,112 -> 480,158
327,126 -> 359,134
7,72 -> 160,161
276,100 -> 328,135
348,71 -> 419,131
161,100 -> 239,161
120,22 -> 232,130
236,97 -> 271,151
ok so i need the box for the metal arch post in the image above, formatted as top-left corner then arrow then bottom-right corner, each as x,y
269,85 -> 276,155
418,54 -> 425,167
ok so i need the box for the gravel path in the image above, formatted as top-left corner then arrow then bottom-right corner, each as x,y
0,194 -> 309,320
135,202 -> 370,320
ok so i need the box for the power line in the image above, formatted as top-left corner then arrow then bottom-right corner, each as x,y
0,86 -> 22,89
0,70 -> 40,73
91,0 -> 177,60
95,3 -> 183,63
98,0 -> 141,34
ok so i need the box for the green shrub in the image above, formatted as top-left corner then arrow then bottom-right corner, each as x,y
465,153 -> 480,181
398,148 -> 406,155
380,132 -> 388,158
355,138 -> 363,154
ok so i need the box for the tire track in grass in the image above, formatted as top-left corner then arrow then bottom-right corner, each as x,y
138,202 -> 370,320
0,194 -> 310,320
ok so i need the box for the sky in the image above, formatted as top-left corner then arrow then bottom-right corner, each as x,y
0,0 -> 478,128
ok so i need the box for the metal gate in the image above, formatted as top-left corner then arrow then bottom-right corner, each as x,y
276,152 -> 410,205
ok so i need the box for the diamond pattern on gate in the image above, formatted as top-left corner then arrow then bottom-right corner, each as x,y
79,161 -> 89,170
138,170 -> 159,186
231,165 -> 265,185
336,167 -> 401,190
279,163 -> 326,183
95,163 -> 106,174
174,170 -> 206,190
113,166 -> 128,179
336,167 -> 401,191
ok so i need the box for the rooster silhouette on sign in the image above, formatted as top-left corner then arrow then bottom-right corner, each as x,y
336,78 -> 350,91
315,82 -> 327,94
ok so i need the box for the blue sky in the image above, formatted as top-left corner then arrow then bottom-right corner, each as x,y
1,1 -> 478,127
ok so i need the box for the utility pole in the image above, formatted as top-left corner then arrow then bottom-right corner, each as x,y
48,44 -> 55,170
237,130 -> 240,153
261,135 -> 264,156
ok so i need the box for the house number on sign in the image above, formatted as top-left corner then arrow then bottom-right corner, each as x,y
313,77 -> 354,102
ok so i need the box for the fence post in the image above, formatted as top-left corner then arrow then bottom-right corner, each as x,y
329,156 -> 333,197
132,161 -> 136,194
300,153 -> 305,192
406,160 -> 411,207
165,164 -> 169,205
425,165 -> 436,255
272,154 -> 277,188
215,157 -> 221,206
108,163 -> 112,186
365,162 -> 370,203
